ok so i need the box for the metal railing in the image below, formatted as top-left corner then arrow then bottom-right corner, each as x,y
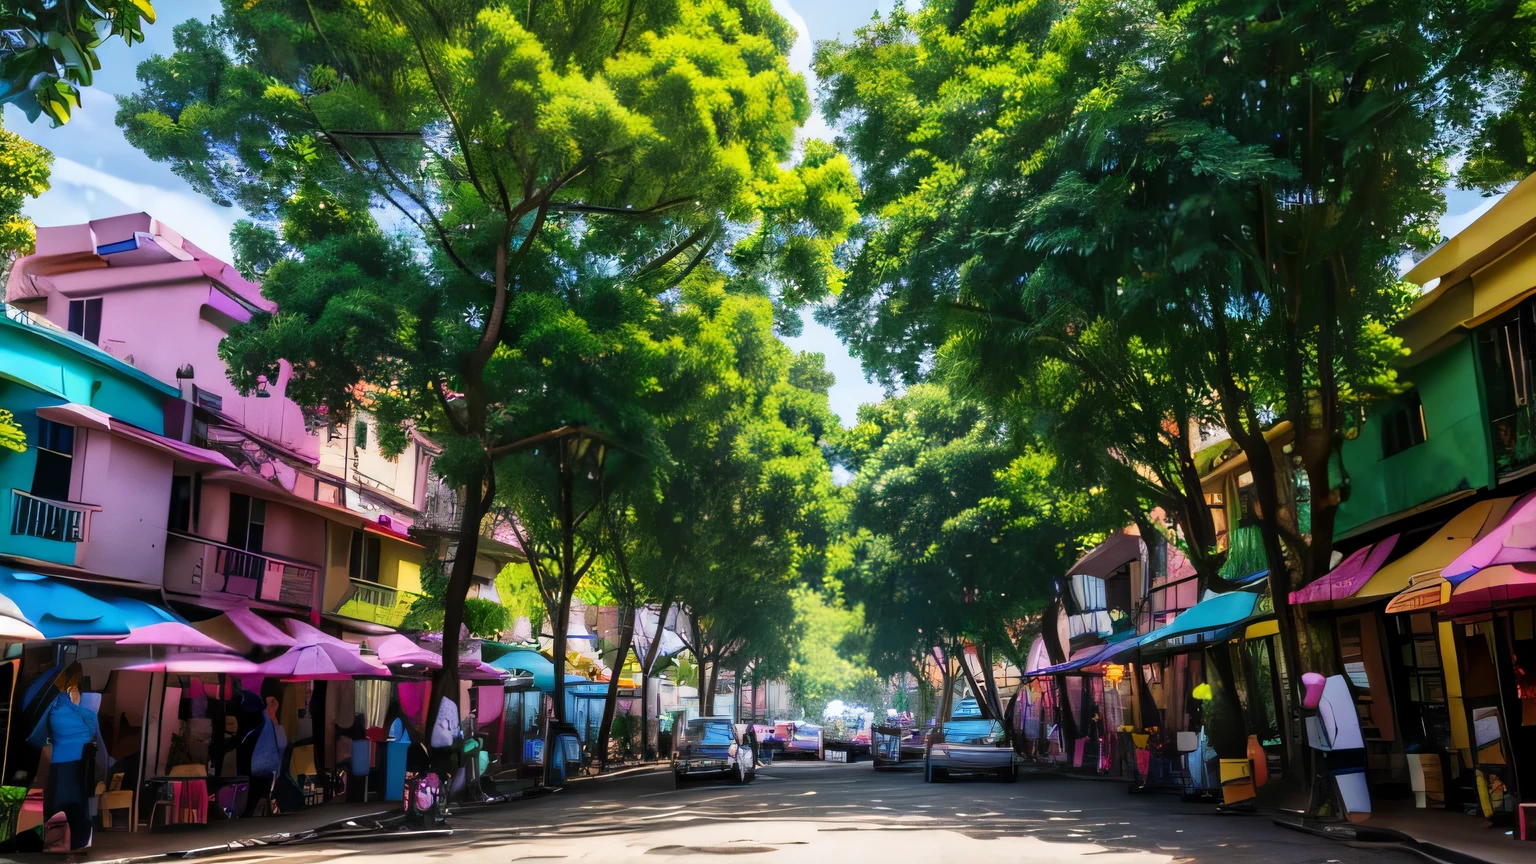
169,531 -> 318,607
337,578 -> 418,626
9,489 -> 94,542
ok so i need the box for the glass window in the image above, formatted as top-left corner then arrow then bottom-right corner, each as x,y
1380,391 -> 1427,457
30,419 -> 75,501
67,298 -> 102,344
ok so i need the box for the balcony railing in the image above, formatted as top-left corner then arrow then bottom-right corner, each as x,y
9,490 -> 96,543
167,532 -> 318,608
336,578 -> 419,627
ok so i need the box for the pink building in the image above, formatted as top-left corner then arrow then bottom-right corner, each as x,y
6,214 -> 432,624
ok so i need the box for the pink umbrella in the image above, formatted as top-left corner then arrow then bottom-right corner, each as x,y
118,621 -> 237,653
193,608 -> 295,652
1442,490 -> 1536,581
120,653 -> 261,674
256,641 -> 390,681
280,618 -> 360,652
367,633 -> 443,668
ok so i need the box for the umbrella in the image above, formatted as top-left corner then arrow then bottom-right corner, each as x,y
460,660 -> 506,681
118,621 -> 236,653
0,593 -> 43,641
281,618 -> 360,651
368,633 -> 443,668
256,642 -> 390,681
191,608 -> 295,652
120,654 -> 260,674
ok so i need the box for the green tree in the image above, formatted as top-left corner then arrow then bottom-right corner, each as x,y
116,0 -> 855,732
816,0 -> 1515,774
1,0 -> 156,125
0,114 -> 51,266
835,384 -> 1100,720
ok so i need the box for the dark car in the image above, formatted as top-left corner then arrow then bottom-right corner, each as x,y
671,718 -> 755,787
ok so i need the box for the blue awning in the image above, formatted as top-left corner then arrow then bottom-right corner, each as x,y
488,647 -> 588,693
1023,630 -> 1140,677
1138,589 -> 1263,653
0,567 -> 183,640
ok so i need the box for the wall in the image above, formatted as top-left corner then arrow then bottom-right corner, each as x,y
1334,337 -> 1493,535
74,431 -> 173,583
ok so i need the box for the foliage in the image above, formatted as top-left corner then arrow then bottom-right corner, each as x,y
0,409 -> 26,454
834,384 -> 1098,676
115,0 -> 858,720
785,583 -> 882,719
401,557 -> 510,638
1,0 -> 156,125
0,115 -> 51,259
495,561 -> 548,637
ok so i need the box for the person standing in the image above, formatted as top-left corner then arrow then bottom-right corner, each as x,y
27,664 -> 97,851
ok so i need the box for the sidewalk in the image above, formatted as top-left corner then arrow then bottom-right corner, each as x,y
1323,801 -> 1527,864
4,801 -> 399,864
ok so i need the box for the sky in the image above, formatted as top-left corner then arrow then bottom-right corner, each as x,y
4,0 -> 1503,427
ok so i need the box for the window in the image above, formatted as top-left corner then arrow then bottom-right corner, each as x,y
30,420 -> 75,501
225,493 -> 266,553
1381,391 -> 1427,458
348,530 -> 382,582
66,298 -> 102,344
168,476 -> 193,532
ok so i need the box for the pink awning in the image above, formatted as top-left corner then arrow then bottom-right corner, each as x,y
191,608 -> 296,652
35,403 -> 235,470
1290,535 -> 1400,606
118,621 -> 236,652
1442,490 -> 1536,581
1441,564 -> 1536,615
281,618 -> 360,652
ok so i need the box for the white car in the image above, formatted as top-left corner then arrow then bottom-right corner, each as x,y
925,719 -> 1022,782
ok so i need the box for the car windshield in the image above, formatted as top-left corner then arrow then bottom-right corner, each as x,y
943,720 -> 1004,745
686,720 -> 734,746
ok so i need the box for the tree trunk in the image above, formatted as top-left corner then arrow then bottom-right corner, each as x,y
429,469 -> 488,744
979,645 -> 1004,720
957,648 -> 995,720
594,604 -> 635,770
551,442 -> 576,724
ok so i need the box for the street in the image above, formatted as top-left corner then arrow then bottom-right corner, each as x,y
248,762 -> 1418,864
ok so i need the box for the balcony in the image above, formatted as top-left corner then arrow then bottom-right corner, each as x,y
335,578 -> 419,627
164,531 -> 318,608
8,489 -> 96,543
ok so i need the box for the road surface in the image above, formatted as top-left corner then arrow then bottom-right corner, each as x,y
242,761 -> 1417,863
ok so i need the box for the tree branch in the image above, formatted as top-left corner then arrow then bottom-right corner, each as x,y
546,195 -> 695,217
612,0 -> 637,57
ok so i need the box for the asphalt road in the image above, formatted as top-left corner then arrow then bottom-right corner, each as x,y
231,761 -> 1420,864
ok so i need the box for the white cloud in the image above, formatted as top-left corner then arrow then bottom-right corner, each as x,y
772,0 -> 837,147
26,156 -> 244,261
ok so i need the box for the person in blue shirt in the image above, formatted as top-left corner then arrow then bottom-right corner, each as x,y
27,664 -> 98,851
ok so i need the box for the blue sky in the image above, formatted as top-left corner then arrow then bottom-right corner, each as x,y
4,0 -> 1502,427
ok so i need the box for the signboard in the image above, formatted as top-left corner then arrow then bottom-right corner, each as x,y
825,749 -> 848,763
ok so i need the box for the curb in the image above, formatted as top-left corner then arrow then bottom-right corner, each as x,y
1271,816 -> 1500,864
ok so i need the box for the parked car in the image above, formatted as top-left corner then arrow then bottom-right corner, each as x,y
924,719 -> 1022,782
952,698 -> 983,718
672,718 -> 756,786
